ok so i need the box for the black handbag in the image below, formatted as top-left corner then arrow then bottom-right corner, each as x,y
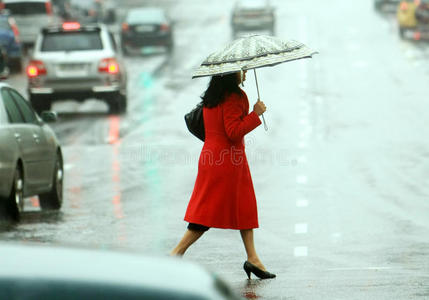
184,102 -> 205,141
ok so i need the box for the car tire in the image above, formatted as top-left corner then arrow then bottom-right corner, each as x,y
167,42 -> 174,53
30,95 -> 51,114
108,93 -> 127,114
399,28 -> 405,39
3,165 -> 24,221
122,43 -> 130,56
39,153 -> 63,210
9,58 -> 22,73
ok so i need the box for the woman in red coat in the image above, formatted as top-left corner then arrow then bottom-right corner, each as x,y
171,71 -> 275,279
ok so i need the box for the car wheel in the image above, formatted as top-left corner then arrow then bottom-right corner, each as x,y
122,43 -> 130,56
5,166 -> 24,221
167,43 -> 173,53
399,28 -> 406,39
39,153 -> 63,210
9,58 -> 22,73
108,93 -> 127,114
30,95 -> 51,114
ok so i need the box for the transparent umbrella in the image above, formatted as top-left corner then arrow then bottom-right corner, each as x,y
192,34 -> 318,130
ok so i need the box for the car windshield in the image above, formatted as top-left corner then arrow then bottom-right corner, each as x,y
4,2 -> 47,15
127,8 -> 166,24
41,31 -> 103,52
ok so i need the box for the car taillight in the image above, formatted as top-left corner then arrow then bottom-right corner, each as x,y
160,23 -> 170,31
122,23 -> 129,32
400,2 -> 409,10
27,60 -> 47,77
414,31 -> 421,40
98,58 -> 119,74
45,1 -> 53,15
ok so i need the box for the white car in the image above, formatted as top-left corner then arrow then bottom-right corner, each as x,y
27,22 -> 127,114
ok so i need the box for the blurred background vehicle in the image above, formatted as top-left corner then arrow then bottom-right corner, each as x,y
0,243 -> 242,300
0,10 -> 22,72
374,0 -> 402,12
0,83 -> 62,221
69,0 -> 116,24
27,22 -> 127,114
231,0 -> 275,38
0,46 -> 10,78
121,7 -> 174,55
0,0 -> 61,49
397,0 -> 429,39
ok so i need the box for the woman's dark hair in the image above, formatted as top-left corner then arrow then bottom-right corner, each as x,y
201,73 -> 241,108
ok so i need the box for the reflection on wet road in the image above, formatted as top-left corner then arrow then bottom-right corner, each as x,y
2,0 -> 429,299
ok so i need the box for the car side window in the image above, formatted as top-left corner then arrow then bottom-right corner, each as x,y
1,88 -> 24,124
8,89 -> 38,125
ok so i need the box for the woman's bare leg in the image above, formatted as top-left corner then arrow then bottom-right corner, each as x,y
170,229 -> 205,256
240,229 -> 266,271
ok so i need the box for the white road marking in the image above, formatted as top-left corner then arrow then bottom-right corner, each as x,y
295,223 -> 308,234
331,232 -> 342,243
296,199 -> 309,207
64,164 -> 74,171
296,175 -> 308,184
315,95 -> 323,103
294,246 -> 308,257
298,156 -> 307,164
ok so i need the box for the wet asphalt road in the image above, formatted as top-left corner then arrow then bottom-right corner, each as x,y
1,0 -> 429,299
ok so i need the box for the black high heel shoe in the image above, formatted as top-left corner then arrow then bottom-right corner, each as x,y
243,261 -> 276,279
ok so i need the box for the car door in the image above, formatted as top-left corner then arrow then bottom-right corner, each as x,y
8,88 -> 55,189
1,87 -> 38,194
0,97 -> 18,198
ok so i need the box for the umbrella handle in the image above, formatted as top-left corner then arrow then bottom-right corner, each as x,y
261,114 -> 268,131
253,69 -> 268,131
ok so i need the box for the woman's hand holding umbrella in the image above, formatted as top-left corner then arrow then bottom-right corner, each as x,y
253,99 -> 266,116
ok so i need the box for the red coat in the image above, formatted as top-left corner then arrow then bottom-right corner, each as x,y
184,90 -> 262,229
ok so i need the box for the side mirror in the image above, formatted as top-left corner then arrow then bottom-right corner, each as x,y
40,111 -> 58,123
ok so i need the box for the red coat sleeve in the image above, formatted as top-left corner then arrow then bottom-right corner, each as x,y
222,93 -> 262,142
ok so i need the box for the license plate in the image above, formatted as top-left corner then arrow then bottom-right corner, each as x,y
57,63 -> 88,77
59,63 -> 86,71
135,25 -> 155,33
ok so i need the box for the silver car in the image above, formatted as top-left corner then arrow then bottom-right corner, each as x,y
2,0 -> 60,47
27,22 -> 127,114
231,0 -> 275,37
0,82 -> 63,221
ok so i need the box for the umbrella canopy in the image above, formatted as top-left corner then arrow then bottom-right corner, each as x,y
192,35 -> 317,78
